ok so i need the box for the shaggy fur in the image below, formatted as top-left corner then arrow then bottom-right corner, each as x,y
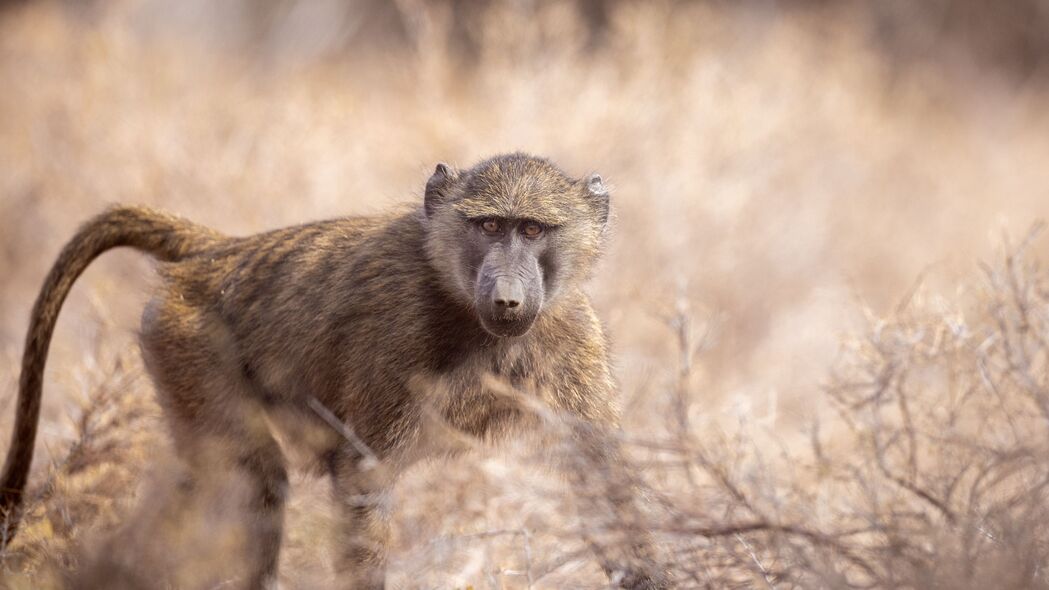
1,153 -> 663,589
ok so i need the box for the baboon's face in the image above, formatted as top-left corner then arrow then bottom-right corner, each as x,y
424,154 -> 609,338
462,216 -> 548,337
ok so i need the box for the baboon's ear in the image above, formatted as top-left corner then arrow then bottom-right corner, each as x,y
585,173 -> 610,226
425,163 -> 457,218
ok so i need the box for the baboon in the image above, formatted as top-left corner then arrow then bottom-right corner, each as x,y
0,153 -> 665,588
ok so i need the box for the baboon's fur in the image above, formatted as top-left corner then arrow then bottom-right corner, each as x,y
1,153 -> 664,588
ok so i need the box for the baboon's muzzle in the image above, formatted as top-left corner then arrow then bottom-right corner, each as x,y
476,267 -> 543,338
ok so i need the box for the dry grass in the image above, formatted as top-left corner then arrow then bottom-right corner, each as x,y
1,1 -> 1049,588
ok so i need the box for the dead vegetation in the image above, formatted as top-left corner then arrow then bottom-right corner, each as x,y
613,225 -> 1049,588
2,1 -> 1049,588
5,229 -> 1049,589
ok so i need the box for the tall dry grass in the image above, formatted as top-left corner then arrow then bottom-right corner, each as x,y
1,0 -> 1048,588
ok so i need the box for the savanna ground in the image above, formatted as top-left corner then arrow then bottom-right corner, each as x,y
2,0 -> 1049,588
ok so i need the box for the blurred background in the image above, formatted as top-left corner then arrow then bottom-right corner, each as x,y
1,0 -> 1048,588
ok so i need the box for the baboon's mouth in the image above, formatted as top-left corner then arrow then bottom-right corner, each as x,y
479,313 -> 536,338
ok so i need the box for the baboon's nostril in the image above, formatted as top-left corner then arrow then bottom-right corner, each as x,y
492,277 -> 524,310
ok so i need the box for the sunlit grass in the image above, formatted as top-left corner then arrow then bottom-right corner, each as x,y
1,1 -> 1048,587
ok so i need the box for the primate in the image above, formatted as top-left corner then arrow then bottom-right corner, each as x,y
1,153 -> 665,588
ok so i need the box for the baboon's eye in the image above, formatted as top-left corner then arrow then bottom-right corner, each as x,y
480,219 -> 502,235
521,222 -> 544,239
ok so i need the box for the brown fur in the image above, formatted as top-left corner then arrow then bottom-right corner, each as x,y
1,153 -> 664,588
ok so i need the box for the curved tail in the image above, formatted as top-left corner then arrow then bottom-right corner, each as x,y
0,205 -> 223,544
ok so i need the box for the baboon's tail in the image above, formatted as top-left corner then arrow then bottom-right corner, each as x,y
0,205 -> 224,546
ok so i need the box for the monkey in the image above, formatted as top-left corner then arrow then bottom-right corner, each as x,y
0,153 -> 667,589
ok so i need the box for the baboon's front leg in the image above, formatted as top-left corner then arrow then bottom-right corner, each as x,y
329,453 -> 395,590
560,420 -> 669,589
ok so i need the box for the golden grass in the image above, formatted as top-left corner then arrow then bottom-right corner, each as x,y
1,1 -> 1049,588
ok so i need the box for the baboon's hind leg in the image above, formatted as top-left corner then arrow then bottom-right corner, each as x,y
142,300 -> 288,590
330,452 -> 395,590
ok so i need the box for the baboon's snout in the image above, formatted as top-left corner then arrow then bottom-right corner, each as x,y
476,268 -> 542,338
492,276 -> 524,310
